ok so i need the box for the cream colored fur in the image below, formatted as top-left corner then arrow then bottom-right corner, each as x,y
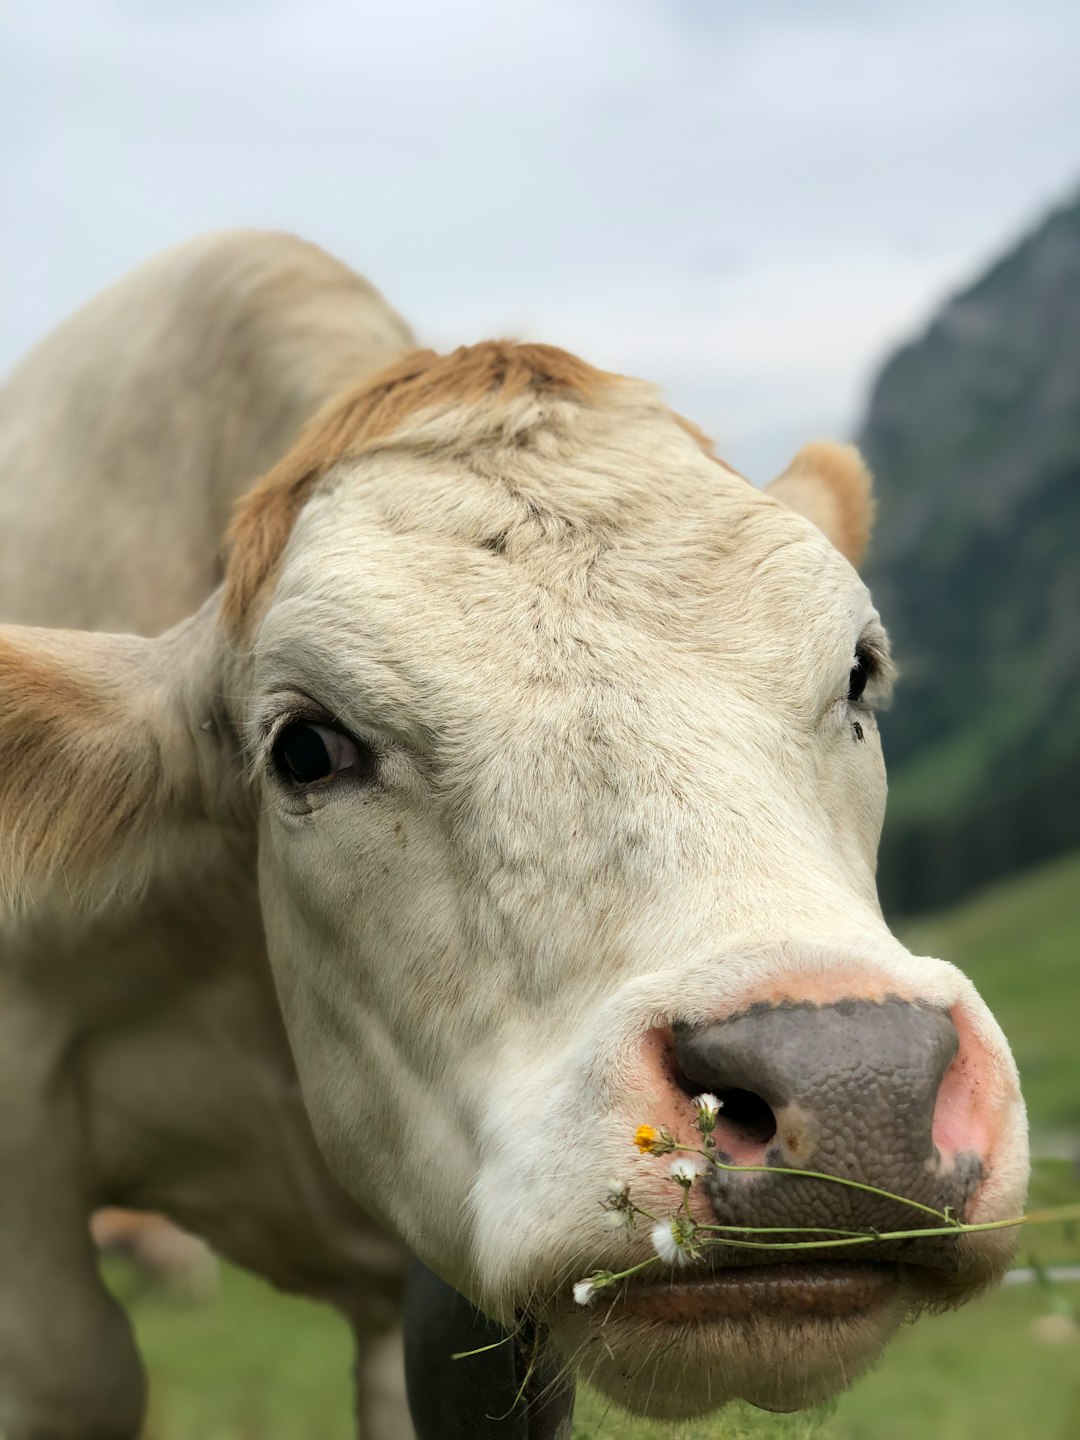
0,228 -> 413,634
0,233 -> 1027,1434
0,233 -> 415,1440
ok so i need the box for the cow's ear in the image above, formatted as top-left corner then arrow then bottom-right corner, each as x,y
0,606 -> 238,910
765,442 -> 874,567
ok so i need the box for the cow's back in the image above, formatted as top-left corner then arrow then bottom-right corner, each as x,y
0,231 -> 414,634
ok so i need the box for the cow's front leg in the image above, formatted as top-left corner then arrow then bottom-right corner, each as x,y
353,1322 -> 413,1440
0,1231 -> 144,1440
0,1003 -> 145,1440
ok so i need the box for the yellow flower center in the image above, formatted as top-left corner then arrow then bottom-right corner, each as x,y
634,1124 -> 661,1153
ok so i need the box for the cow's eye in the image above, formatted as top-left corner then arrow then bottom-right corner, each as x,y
846,643 -> 877,705
270,721 -> 374,787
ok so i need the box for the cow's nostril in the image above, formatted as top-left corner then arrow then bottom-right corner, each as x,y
712,1088 -> 777,1148
665,1035 -> 778,1149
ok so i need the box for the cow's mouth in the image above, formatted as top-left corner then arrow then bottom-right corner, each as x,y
607,1261 -> 899,1323
550,1259 -> 933,1418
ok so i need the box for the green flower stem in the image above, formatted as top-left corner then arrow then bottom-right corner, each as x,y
625,1202 -> 659,1223
451,1333 -> 519,1361
699,1223 -> 876,1239
693,1209 -> 1076,1251
589,1256 -> 661,1289
574,1203 -> 1080,1298
693,1227 -> 977,1252
672,1143 -> 956,1223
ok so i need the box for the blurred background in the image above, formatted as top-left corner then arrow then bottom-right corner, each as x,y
2,2 -> 1078,1436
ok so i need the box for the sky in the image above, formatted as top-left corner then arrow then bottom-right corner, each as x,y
3,0 -> 1079,479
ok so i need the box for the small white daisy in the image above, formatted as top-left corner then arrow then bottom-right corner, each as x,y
573,1279 -> 598,1306
650,1219 -> 691,1266
693,1093 -> 722,1131
606,1176 -> 629,1198
669,1155 -> 707,1184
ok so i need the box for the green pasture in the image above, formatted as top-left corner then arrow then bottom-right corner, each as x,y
120,853 -> 1080,1438
121,1261 -> 1079,1440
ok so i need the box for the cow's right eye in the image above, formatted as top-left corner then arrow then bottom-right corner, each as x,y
270,721 -> 373,788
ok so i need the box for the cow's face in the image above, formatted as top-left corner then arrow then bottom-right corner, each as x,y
0,344 -> 1028,1419
225,347 -> 1027,1415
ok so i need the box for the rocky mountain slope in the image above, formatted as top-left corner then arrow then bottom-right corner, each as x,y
859,193 -> 1080,915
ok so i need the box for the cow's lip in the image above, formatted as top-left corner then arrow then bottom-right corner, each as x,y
601,1261 -> 900,1323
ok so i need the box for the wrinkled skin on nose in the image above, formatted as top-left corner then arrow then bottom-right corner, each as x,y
673,998 -> 982,1268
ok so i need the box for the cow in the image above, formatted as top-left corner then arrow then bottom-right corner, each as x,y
0,231 -> 1028,1439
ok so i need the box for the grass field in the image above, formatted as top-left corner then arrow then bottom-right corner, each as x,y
901,850 -> 1080,1134
121,1263 -> 1080,1440
121,853 -> 1080,1438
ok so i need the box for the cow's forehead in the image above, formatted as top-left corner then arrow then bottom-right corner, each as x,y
254,392 -> 873,737
226,340 -> 869,637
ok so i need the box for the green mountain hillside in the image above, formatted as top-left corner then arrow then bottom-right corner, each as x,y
900,849 -> 1080,1135
859,194 -> 1080,915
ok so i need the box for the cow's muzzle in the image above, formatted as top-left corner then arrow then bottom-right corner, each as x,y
669,997 -> 986,1267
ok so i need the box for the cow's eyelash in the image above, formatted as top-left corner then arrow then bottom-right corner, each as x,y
850,632 -> 895,709
247,698 -> 339,780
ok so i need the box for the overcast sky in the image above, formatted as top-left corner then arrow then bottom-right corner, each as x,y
3,0 -> 1079,478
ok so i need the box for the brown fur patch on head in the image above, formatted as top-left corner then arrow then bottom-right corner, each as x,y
0,632 -> 167,907
764,442 -> 875,567
222,341 -> 622,630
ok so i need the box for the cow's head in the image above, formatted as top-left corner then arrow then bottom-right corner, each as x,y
0,343 -> 1027,1417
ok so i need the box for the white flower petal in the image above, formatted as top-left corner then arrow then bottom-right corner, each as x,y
650,1220 -> 681,1265
669,1155 -> 707,1182
573,1279 -> 597,1306
651,1218 -> 697,1266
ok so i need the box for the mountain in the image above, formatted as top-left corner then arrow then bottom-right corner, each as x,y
859,193 -> 1080,916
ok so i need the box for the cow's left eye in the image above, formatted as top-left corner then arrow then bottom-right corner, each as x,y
270,721 -> 374,788
846,644 -> 876,705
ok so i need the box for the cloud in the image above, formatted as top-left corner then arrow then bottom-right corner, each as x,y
2,0 -> 1079,477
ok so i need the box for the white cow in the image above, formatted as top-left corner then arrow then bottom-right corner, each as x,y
0,232 -> 1028,1438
